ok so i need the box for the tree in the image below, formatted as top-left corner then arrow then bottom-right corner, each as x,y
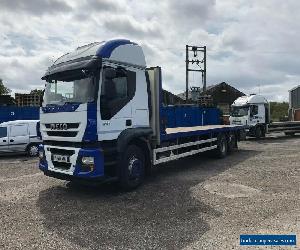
30,89 -> 44,95
0,79 -> 11,95
270,102 -> 289,121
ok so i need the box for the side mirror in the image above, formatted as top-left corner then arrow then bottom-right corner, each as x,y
104,68 -> 116,79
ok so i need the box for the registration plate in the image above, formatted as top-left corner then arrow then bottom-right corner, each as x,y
52,154 -> 70,163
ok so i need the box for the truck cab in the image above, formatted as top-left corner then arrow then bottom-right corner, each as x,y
39,39 -> 151,186
229,94 -> 269,138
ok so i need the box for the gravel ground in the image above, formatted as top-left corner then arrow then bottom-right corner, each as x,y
0,134 -> 299,249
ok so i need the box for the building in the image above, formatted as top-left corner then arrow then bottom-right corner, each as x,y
162,89 -> 185,105
177,82 -> 245,114
15,92 -> 43,107
289,85 -> 300,121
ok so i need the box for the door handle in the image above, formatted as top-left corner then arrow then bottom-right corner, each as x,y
10,139 -> 14,142
3,140 -> 6,142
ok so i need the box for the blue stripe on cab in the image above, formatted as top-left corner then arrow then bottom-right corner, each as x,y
96,39 -> 137,58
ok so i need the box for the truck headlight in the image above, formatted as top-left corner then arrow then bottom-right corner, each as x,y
39,150 -> 44,159
81,156 -> 94,165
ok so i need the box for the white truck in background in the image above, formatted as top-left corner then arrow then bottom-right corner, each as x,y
229,94 -> 300,138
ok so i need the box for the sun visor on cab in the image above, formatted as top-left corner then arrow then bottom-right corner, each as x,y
42,57 -> 102,81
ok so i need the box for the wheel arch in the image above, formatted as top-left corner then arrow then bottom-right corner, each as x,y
117,128 -> 153,175
26,142 -> 39,151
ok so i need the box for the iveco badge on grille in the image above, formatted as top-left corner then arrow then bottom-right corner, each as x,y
50,123 -> 68,130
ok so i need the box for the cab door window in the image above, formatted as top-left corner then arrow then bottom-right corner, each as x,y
100,67 -> 136,120
250,105 -> 258,117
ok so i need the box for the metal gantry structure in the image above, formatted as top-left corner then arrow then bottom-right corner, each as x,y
185,45 -> 206,102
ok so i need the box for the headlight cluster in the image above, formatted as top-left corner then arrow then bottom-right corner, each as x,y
81,156 -> 95,172
81,157 -> 94,165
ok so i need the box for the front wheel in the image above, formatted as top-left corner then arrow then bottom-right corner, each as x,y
255,126 -> 262,139
27,144 -> 39,157
119,145 -> 145,190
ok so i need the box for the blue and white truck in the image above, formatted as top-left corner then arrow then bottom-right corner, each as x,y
38,39 -> 245,189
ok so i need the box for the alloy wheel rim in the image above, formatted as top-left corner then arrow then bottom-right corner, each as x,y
30,146 -> 38,156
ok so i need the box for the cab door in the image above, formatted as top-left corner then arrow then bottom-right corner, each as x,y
0,127 -> 9,152
249,105 -> 259,126
257,104 -> 266,123
8,124 -> 30,152
98,66 -> 136,140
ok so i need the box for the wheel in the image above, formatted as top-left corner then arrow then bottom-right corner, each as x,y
284,132 -> 295,136
119,145 -> 145,190
27,144 -> 39,157
255,126 -> 262,139
227,133 -> 237,153
214,134 -> 228,158
262,130 -> 266,137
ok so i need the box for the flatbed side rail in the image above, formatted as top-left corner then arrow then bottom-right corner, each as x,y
153,137 -> 217,165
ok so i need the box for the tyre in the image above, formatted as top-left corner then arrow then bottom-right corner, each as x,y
284,132 -> 295,136
227,133 -> 237,153
27,144 -> 39,157
255,126 -> 262,139
260,126 -> 266,137
214,134 -> 228,158
119,145 -> 145,190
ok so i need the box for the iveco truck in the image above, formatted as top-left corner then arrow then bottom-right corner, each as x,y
229,94 -> 300,138
38,39 -> 246,189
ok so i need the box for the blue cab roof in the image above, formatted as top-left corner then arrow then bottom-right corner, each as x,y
96,39 -> 137,58
52,39 -> 139,66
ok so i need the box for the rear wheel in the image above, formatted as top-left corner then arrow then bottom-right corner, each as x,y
214,134 -> 228,158
27,144 -> 39,157
119,145 -> 145,190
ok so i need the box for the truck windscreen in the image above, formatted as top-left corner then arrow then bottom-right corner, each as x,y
43,71 -> 97,106
231,106 -> 249,117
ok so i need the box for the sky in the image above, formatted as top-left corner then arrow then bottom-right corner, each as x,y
1,0 -> 300,101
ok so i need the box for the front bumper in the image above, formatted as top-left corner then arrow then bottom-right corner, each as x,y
39,144 -> 107,181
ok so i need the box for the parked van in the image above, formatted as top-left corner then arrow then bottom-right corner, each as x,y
0,120 -> 41,156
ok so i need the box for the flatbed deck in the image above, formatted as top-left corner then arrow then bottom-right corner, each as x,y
161,124 -> 245,141
166,124 -> 243,134
269,121 -> 300,127
268,121 -> 300,132
155,124 -> 245,164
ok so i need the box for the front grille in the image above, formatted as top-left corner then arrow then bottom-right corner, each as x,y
49,148 -> 75,156
47,131 -> 78,137
50,148 -> 75,171
45,123 -> 80,129
52,162 -> 72,170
